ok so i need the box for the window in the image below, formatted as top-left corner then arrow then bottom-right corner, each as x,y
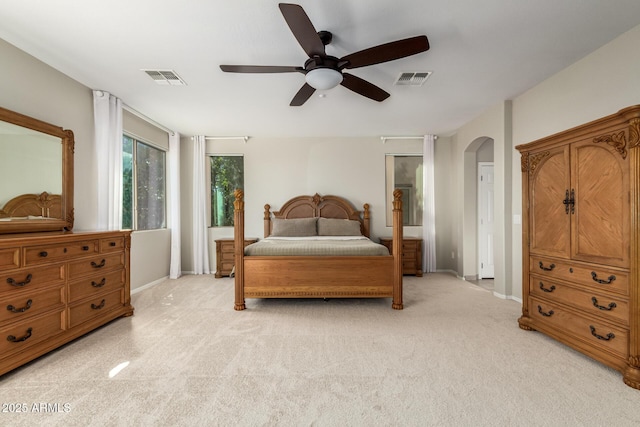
385,155 -> 423,226
122,135 -> 166,230
210,155 -> 244,227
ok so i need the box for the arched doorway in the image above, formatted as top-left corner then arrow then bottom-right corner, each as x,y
463,137 -> 494,287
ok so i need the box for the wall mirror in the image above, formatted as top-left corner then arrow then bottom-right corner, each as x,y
0,106 -> 74,234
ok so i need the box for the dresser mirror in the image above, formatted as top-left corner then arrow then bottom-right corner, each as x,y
0,106 -> 74,234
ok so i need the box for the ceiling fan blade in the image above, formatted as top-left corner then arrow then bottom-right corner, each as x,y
340,73 -> 390,102
220,65 -> 303,73
341,36 -> 430,69
279,3 -> 325,57
290,83 -> 316,106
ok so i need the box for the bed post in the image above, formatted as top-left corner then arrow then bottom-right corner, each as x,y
233,189 -> 246,311
392,189 -> 404,310
362,203 -> 371,238
263,204 -> 271,238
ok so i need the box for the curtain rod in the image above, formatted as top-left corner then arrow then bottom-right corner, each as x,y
380,135 -> 438,144
201,136 -> 250,143
122,103 -> 175,136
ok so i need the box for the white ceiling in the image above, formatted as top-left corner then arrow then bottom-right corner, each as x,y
1,1 -> 640,138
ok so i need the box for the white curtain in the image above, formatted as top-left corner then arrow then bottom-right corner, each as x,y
93,90 -> 123,230
168,132 -> 182,279
422,135 -> 437,272
192,135 -> 210,274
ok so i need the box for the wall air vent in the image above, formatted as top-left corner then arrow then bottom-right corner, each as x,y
142,69 -> 187,86
394,71 -> 432,86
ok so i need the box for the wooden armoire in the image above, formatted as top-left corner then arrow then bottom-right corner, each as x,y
517,105 -> 640,389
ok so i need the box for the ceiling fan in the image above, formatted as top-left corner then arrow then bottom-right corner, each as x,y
220,3 -> 430,106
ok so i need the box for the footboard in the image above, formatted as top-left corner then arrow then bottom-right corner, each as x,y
233,190 -> 404,310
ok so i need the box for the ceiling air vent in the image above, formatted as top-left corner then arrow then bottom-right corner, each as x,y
394,71 -> 432,86
142,69 -> 187,86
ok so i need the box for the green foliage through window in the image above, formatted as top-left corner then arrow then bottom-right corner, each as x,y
122,135 -> 166,230
211,156 -> 244,227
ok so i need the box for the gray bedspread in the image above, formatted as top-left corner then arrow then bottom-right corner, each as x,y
244,236 -> 390,256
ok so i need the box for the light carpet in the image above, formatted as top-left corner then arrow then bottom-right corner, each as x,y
1,273 -> 639,426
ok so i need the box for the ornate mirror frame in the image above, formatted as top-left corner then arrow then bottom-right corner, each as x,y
0,106 -> 74,234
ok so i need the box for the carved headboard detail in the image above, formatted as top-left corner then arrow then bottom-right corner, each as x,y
263,193 -> 370,238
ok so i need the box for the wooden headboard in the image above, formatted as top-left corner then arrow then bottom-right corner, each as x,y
0,192 -> 62,219
263,193 -> 370,238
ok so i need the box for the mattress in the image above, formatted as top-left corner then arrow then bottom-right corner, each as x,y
244,236 -> 390,256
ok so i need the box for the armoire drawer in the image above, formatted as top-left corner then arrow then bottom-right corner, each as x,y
0,310 -> 65,357
530,277 -> 628,325
0,264 -> 65,294
24,239 -> 99,265
69,269 -> 125,303
0,247 -> 20,271
530,256 -> 628,295
68,252 -> 124,279
530,296 -> 628,358
68,289 -> 124,328
0,285 -> 65,325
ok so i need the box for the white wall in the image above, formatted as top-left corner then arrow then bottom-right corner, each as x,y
0,38 -> 171,291
179,136 -> 433,272
448,23 -> 640,301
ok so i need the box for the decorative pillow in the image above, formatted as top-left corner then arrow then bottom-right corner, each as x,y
317,217 -> 362,236
271,217 -> 318,237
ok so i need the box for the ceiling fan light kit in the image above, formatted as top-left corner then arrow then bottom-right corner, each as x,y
305,67 -> 343,90
220,3 -> 430,106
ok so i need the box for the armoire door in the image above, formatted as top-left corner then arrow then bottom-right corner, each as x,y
571,139 -> 630,268
529,146 -> 571,259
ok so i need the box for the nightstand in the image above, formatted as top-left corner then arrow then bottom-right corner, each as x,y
214,238 -> 258,278
378,237 -> 423,276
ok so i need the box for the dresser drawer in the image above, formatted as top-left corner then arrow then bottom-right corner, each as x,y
0,310 -> 65,357
100,236 -> 125,253
530,256 -> 628,295
69,269 -> 125,303
530,277 -> 629,325
530,296 -> 628,358
68,289 -> 124,328
24,239 -> 99,266
0,264 -> 65,294
0,285 -> 65,325
0,247 -> 20,271
68,252 -> 124,279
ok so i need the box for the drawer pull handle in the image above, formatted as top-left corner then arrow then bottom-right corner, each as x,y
91,299 -> 106,310
82,245 -> 89,251
537,305 -> 554,317
591,297 -> 617,311
39,251 -> 48,257
538,262 -> 555,271
7,327 -> 33,343
91,259 -> 106,268
7,274 -> 33,287
91,278 -> 106,288
589,325 -> 615,341
539,282 -> 556,293
7,299 -> 33,313
109,242 -> 117,247
591,272 -> 616,285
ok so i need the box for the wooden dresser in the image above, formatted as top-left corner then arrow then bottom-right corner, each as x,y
0,230 -> 133,376
379,237 -> 423,276
516,105 -> 640,389
214,238 -> 258,278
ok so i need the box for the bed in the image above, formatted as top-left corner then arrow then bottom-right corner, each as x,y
233,189 -> 404,310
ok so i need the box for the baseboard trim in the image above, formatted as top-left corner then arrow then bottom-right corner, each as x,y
131,276 -> 169,295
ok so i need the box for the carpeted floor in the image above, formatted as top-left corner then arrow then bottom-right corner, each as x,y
1,273 -> 639,426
